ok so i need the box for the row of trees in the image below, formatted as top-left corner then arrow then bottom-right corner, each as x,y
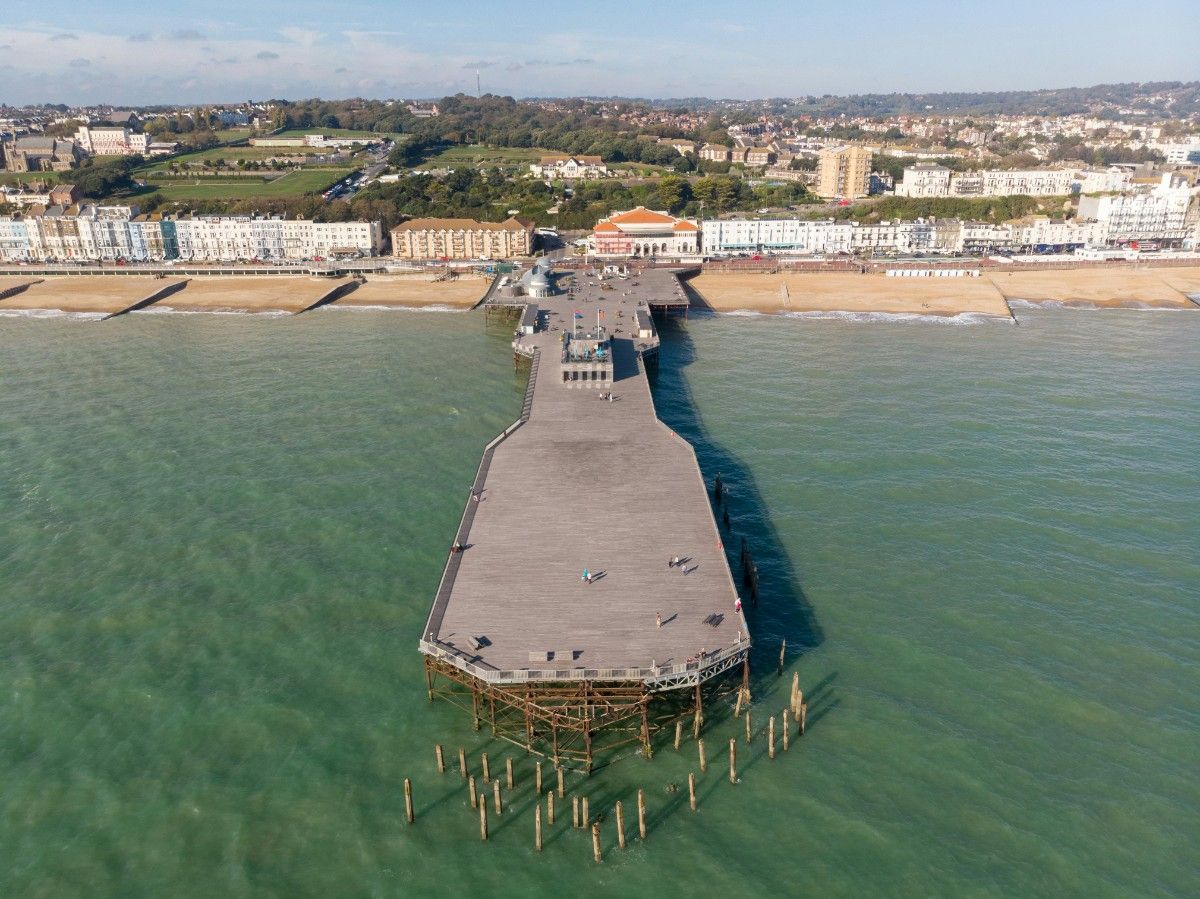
71,155 -> 144,198
401,95 -> 706,167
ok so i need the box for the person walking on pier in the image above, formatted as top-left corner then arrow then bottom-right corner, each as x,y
582,568 -> 592,585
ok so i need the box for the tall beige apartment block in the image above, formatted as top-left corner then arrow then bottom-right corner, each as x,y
816,146 -> 872,199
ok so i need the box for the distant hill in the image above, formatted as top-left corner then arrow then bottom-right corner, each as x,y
570,82 -> 1200,118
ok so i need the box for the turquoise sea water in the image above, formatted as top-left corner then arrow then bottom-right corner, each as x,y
1,307 -> 1197,897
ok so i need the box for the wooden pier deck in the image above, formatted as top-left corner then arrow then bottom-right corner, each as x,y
421,268 -> 748,701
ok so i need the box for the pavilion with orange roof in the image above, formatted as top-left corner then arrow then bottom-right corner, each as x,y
591,206 -> 700,258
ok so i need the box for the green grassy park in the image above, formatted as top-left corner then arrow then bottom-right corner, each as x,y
142,168 -> 350,201
419,144 -> 552,168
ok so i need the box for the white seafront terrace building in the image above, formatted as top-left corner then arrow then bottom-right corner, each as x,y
0,206 -> 384,262
701,219 -> 853,255
1077,175 -> 1196,247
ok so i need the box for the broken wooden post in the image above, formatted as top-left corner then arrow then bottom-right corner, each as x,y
468,776 -> 478,809
404,778 -> 414,823
435,744 -> 445,774
481,752 -> 491,783
591,822 -> 602,863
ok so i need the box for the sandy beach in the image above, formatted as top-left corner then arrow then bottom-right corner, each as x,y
688,272 -> 1012,317
0,277 -> 187,315
1139,267 -> 1200,299
152,277 -> 353,314
986,267 -> 1199,307
687,267 -> 1200,316
330,274 -> 489,309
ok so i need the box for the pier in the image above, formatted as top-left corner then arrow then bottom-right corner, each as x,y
420,265 -> 750,770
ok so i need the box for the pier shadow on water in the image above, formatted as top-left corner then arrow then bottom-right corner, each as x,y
648,316 -> 825,695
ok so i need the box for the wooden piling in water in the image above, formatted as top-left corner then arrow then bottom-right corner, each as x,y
469,776 -> 478,809
769,716 -> 776,759
637,789 -> 647,839
591,822 -> 602,864
616,801 -> 626,849
557,766 -> 565,798
572,796 -> 580,828
479,799 -> 488,841
536,760 -> 543,795
535,804 -> 543,852
435,744 -> 445,774
582,796 -> 590,827
734,687 -> 743,718
547,790 -> 555,825
782,709 -> 790,752
492,779 -> 502,815
800,701 -> 807,736
778,639 -> 786,676
729,739 -> 737,784
506,757 -> 514,790
674,719 -> 683,751
458,746 -> 467,779
698,738 -> 707,772
688,772 -> 697,811
404,778 -> 414,823
745,708 -> 752,744
482,752 -> 490,783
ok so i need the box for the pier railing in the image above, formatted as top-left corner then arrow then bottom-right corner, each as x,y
418,635 -> 749,691
421,348 -> 540,644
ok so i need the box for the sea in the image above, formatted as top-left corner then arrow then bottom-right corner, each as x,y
1,305 -> 1196,897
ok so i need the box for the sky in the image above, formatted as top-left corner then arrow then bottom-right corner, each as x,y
0,0 -> 1196,106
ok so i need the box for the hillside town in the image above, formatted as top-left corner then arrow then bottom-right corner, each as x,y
2,85 -> 1200,265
